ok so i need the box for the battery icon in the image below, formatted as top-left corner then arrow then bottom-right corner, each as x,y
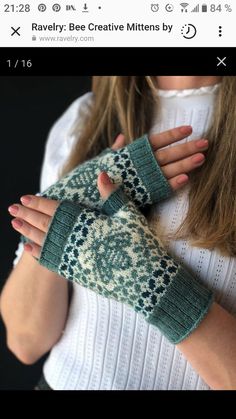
202,4 -> 207,12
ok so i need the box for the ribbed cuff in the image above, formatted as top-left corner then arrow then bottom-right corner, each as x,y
39,201 -> 82,272
102,187 -> 129,216
127,135 -> 172,203
147,266 -> 214,344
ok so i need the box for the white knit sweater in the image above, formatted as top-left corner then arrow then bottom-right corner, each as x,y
13,84 -> 236,390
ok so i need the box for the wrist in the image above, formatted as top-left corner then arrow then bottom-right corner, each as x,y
126,135 -> 172,203
146,266 -> 214,344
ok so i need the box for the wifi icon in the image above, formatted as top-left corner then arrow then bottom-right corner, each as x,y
180,3 -> 189,12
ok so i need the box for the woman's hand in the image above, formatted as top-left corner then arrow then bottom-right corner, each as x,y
7,173 -> 117,259
112,126 -> 208,190
7,169 -> 121,258
8,195 -> 59,259
8,171 -> 214,348
8,125 -> 208,257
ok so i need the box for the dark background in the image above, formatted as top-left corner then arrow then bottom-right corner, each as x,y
0,48 -> 234,75
0,76 -> 91,390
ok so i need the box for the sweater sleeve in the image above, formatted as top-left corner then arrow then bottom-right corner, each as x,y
40,92 -> 94,192
13,92 -> 94,267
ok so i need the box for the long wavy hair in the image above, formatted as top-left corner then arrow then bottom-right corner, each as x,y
60,76 -> 236,257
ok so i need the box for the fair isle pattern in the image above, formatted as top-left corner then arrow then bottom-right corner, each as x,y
13,89 -> 225,389
39,88 -> 223,389
39,136 -> 171,210
57,201 -> 179,319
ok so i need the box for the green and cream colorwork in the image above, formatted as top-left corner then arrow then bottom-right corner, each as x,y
21,134 -> 172,246
39,134 -> 172,209
39,188 -> 214,344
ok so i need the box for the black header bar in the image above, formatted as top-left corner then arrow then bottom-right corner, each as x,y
0,48 -> 235,75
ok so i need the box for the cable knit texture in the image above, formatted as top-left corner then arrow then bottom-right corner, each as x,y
13,85 -> 236,390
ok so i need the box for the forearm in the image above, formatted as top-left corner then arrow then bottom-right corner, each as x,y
177,302 -> 236,390
0,250 -> 69,363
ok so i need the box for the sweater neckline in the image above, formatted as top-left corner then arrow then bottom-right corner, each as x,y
156,83 -> 221,98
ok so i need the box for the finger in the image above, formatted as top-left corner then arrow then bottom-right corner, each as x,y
11,218 -> 45,247
111,134 -> 125,151
162,153 -> 205,179
155,138 -> 208,166
97,172 -> 119,200
149,126 -> 192,151
168,174 -> 189,191
24,242 -> 41,259
8,204 -> 51,233
20,195 -> 59,217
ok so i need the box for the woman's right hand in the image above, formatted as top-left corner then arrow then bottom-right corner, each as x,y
111,126 -> 208,191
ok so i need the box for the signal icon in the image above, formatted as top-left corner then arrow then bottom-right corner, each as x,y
180,3 -> 189,12
191,4 -> 199,12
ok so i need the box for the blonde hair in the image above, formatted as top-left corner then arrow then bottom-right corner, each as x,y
60,76 -> 236,257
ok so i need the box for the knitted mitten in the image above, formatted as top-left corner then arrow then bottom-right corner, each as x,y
21,135 -> 172,246
38,187 -> 214,344
40,134 -> 172,210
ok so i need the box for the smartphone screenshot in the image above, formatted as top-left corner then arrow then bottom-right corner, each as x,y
0,1 -> 236,392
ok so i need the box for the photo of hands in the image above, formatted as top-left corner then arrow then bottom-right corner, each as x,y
0,0 -> 236,395
1,74 -> 236,392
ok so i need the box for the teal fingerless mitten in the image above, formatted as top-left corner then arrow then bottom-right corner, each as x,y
40,134 -> 172,209
38,187 -> 214,344
21,135 -> 172,246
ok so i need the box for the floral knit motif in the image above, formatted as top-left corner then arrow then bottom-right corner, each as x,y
39,189 -> 214,344
57,201 -> 179,317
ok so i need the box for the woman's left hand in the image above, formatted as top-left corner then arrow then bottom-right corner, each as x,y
8,195 -> 60,259
8,168 -> 118,259
7,136 -> 126,259
8,126 -> 208,259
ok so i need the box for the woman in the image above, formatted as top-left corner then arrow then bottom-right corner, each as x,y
1,76 -> 236,390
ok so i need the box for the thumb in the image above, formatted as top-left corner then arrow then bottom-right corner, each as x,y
97,172 -> 119,200
98,173 -> 130,216
111,133 -> 125,151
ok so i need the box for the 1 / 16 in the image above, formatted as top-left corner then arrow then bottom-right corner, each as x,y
6,60 -> 32,68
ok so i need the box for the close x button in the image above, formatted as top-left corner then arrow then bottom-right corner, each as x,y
216,56 -> 227,67
11,27 -> 21,36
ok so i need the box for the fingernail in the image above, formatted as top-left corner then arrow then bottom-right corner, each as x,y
196,139 -> 208,148
180,126 -> 192,134
177,175 -> 188,185
192,155 -> 205,165
12,219 -> 23,229
8,205 -> 19,215
101,172 -> 111,185
24,243 -> 33,252
20,195 -> 31,205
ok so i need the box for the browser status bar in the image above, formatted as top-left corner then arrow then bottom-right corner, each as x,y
0,1 -> 235,47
